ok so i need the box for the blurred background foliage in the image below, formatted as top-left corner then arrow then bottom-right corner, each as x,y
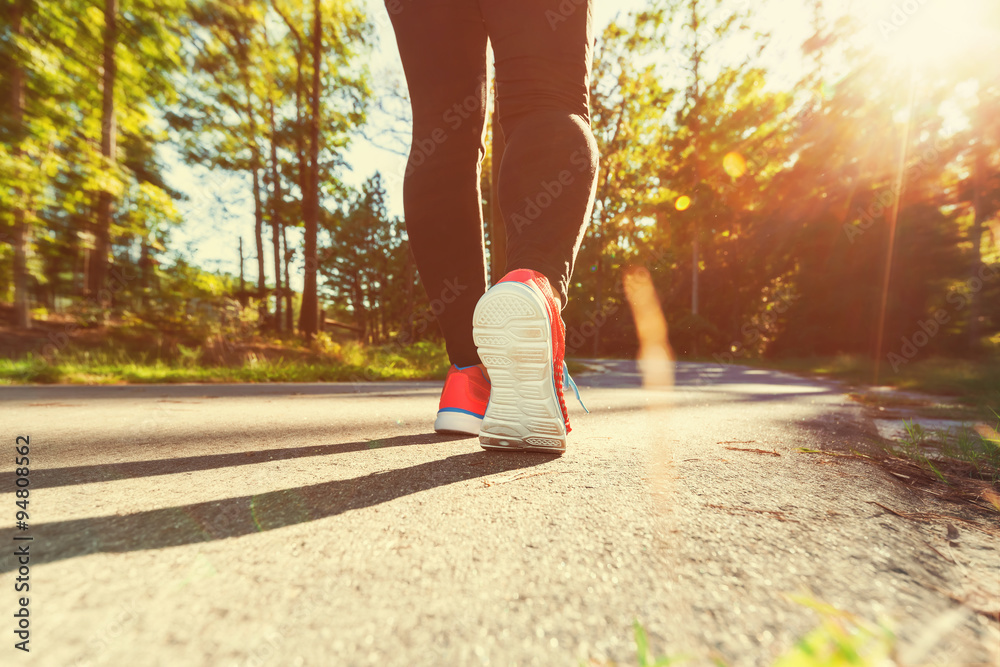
0,0 -> 998,383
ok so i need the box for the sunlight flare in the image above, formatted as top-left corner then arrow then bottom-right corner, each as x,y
871,0 -> 995,68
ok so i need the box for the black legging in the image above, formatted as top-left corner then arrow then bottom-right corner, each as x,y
387,0 -> 599,367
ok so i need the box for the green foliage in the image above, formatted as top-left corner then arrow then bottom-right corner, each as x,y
888,416 -> 1000,484
319,172 -> 423,345
564,1 -> 1000,362
622,598 -> 895,667
0,339 -> 448,384
4,0 -> 1000,374
0,0 -> 187,316
773,596 -> 895,667
633,621 -> 689,667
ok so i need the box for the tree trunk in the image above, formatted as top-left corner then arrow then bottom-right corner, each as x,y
298,0 -> 322,340
968,104 -> 987,353
352,279 -> 366,342
591,223 -> 603,358
403,250 -> 415,341
251,161 -> 267,314
138,238 -> 153,310
235,0 -> 266,326
269,97 -> 284,333
283,225 -> 293,331
273,6 -> 305,335
252,160 -> 266,315
238,236 -> 246,306
10,0 -> 30,329
88,0 -> 118,305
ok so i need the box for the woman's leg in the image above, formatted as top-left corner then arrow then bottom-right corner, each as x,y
479,0 -> 600,307
386,0 -> 490,367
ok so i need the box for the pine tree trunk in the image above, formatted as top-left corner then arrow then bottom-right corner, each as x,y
298,0 -> 322,340
252,161 -> 266,321
10,0 -> 30,329
272,6 -> 304,336
246,90 -> 266,323
239,236 -> 246,306
88,0 -> 118,305
968,111 -> 987,353
403,251 -> 415,341
283,225 -> 293,332
591,227 -> 603,358
269,97 -> 283,333
235,0 -> 267,327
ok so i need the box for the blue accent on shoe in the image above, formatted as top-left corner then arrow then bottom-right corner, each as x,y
563,365 -> 589,414
453,363 -> 491,383
437,407 -> 486,419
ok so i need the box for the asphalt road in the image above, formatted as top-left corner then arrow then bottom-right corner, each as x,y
1,361 -> 997,666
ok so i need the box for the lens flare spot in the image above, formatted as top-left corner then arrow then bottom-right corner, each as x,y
723,152 -> 746,178
675,195 -> 691,211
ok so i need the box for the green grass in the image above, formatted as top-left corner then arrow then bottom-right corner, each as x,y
886,414 -> 1000,485
0,340 -> 450,385
616,597 -> 895,667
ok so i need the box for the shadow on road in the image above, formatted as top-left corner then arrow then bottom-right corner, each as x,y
0,443 -> 555,573
0,433 -> 469,491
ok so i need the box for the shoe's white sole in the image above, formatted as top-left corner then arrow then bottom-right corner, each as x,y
434,410 -> 483,436
473,281 -> 566,453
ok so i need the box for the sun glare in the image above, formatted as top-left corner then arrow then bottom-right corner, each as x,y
869,0 -> 996,69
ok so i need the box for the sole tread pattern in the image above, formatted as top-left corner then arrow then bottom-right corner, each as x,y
473,282 -> 566,453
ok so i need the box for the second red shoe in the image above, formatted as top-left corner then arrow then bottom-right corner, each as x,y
434,364 -> 491,435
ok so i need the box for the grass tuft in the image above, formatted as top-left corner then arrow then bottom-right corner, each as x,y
884,416 -> 1000,485
617,598 -> 895,667
0,341 -> 450,385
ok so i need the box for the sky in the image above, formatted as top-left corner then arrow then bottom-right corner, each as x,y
163,0 -> 970,288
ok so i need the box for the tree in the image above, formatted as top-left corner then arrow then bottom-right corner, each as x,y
298,0 -> 322,339
173,0 -> 372,339
2,0 -> 184,323
6,0 -> 30,328
320,173 -> 418,343
86,0 -> 118,304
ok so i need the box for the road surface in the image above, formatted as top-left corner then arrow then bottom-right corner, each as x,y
1,361 -> 997,666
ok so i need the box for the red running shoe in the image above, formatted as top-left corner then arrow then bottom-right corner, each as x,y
472,269 -> 585,453
434,364 -> 491,435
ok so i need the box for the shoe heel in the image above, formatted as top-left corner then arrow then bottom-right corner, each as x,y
473,283 -> 566,453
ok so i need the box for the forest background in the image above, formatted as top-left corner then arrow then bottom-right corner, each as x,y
1,0 -> 997,410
